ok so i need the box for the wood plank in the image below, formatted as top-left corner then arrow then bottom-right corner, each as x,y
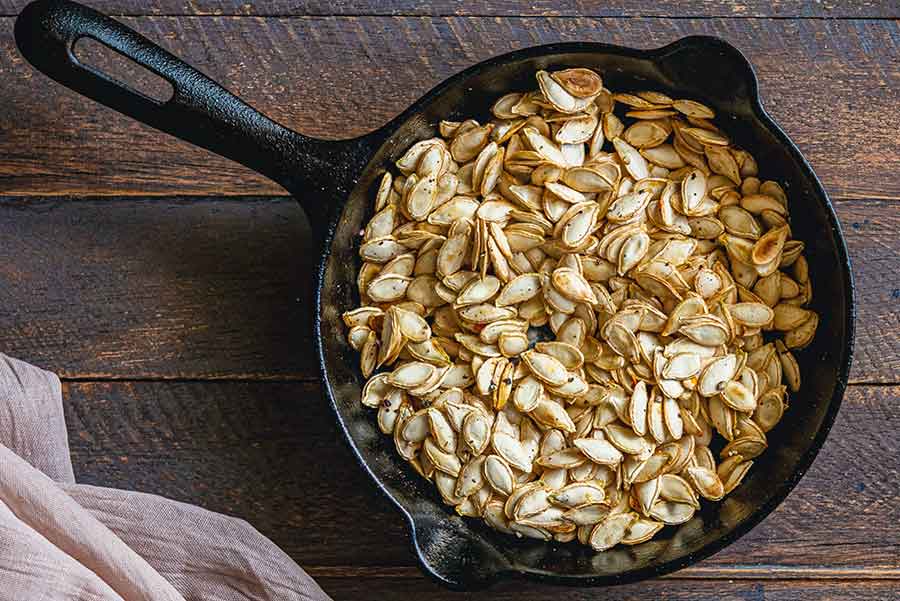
1,0 -> 897,18
1,17 -> 897,199
313,577 -> 900,600
0,197 -> 316,379
62,380 -> 900,575
0,196 -> 894,382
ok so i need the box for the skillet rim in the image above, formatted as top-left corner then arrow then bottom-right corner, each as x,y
313,35 -> 856,590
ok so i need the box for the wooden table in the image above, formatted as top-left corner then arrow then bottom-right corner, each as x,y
1,1 -> 898,598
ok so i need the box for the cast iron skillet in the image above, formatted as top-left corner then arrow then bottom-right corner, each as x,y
16,0 -> 854,590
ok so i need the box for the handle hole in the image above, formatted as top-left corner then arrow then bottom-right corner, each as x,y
73,37 -> 174,104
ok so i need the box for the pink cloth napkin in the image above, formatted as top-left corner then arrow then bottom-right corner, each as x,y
0,353 -> 331,601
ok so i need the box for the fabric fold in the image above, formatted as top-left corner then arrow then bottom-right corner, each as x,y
0,353 -> 330,601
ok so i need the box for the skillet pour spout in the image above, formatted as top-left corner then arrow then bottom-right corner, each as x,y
15,0 -> 854,590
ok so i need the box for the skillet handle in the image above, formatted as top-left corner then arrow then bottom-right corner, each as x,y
15,0 -> 372,228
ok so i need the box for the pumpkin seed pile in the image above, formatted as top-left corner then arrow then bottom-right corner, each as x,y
342,67 -> 818,551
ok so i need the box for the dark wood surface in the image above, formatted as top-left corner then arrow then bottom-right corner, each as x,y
1,17 -> 898,199
1,1 -> 898,599
1,197 -> 896,382
1,0 -> 898,17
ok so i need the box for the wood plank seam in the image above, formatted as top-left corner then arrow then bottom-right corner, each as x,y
4,17 -> 896,199
301,565 -> 900,579
2,12 -> 897,20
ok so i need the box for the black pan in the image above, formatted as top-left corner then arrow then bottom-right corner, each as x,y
15,0 -> 855,590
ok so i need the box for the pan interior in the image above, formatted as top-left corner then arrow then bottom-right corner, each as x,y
318,46 -> 851,585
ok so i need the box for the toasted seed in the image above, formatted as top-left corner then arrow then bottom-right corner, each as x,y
550,482 -> 606,508
686,465 -> 725,501
698,354 -> 738,397
557,201 -> 600,249
623,120 -> 669,149
461,410 -> 490,455
684,126 -> 729,146
451,125 -> 491,163
519,504 -> 567,529
722,434 -> 767,460
342,306 -> 384,329
484,455 -> 516,496
458,303 -> 516,324
361,373 -> 393,409
613,138 -> 650,180
628,380 -> 650,436
705,145 -> 741,185
589,512 -> 637,551
389,362 -> 437,389
553,499 -> 605,525
482,500 -> 514,534
721,380 -> 757,413
780,350 -> 801,392
455,456 -> 486,497
628,477 -> 658,515
429,407 -> 457,451
455,275 -> 501,307
497,331 -> 528,358
360,331 -> 379,378
548,347 -> 590,377
443,358 -> 475,386
673,99 -> 715,119
522,126 -> 568,166
649,500 -> 695,525
495,273 -> 541,306
574,437 -> 625,466
604,321 -> 641,363
393,307 -> 431,343
622,517 -> 664,545
785,312 -> 818,350
434,470 -> 466,505
663,353 -> 702,380
605,424 -> 652,456
537,71 -> 587,114
493,431 -> 532,472
424,437 -> 462,477
773,303 -> 813,331
400,409 -> 430,443
348,325 -> 372,351
562,166 -> 614,192
532,400 -> 578,432
741,194 -> 786,216
556,114 -> 599,145
551,68 -> 603,98
729,302 -> 774,328
522,350 -> 569,386
552,267 -> 598,304
536,446 -> 586,469
751,225 -> 789,266
680,316 -> 730,347
719,457 -> 754,494
659,473 -> 699,507
508,522 -> 552,541
618,231 -> 650,276
681,169 -> 707,214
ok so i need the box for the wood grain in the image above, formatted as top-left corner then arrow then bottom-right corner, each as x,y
63,380 -> 900,576
2,0 -> 897,18
0,196 -> 315,379
1,17 -> 898,199
0,196 -> 893,382
314,577 -> 899,600
3,4 -> 897,597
